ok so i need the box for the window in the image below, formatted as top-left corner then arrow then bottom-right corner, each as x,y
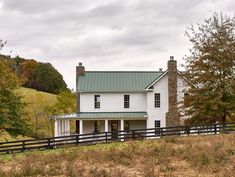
94,121 -> 100,133
154,93 -> 160,108
155,120 -> 161,135
94,95 -> 100,109
124,95 -> 130,108
124,120 -> 130,131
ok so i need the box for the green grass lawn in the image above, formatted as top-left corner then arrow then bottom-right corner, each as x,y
1,134 -> 235,177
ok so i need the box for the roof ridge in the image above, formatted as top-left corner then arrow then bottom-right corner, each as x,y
78,111 -> 147,113
84,71 -> 165,73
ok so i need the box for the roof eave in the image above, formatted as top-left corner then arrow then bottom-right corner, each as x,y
145,70 -> 168,90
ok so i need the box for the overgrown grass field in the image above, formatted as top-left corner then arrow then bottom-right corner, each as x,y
0,134 -> 235,177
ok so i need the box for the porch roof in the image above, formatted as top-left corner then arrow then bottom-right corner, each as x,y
53,112 -> 148,120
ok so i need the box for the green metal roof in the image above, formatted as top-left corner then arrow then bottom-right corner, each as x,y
53,112 -> 148,120
77,71 -> 164,92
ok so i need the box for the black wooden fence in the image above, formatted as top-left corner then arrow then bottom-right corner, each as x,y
0,122 -> 235,155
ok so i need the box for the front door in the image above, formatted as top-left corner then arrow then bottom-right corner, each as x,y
111,120 -> 119,140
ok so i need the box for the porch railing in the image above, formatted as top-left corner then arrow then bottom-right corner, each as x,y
0,122 -> 235,155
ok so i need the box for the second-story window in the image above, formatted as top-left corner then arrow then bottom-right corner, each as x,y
94,95 -> 100,109
154,93 -> 160,108
124,95 -> 130,108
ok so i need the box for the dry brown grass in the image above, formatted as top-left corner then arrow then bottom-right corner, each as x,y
0,134 -> 235,177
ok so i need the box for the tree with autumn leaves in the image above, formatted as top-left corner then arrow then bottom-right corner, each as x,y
184,13 -> 235,125
0,42 -> 31,136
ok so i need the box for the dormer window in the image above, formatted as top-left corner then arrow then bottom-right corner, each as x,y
94,95 -> 100,109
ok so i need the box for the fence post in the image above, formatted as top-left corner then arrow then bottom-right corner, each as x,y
47,138 -> 51,149
186,126 -> 190,136
132,130 -> 135,140
105,132 -> 108,143
160,128 -> 163,137
22,141 -> 25,151
214,124 -> 217,134
76,135 -> 79,145
223,123 -> 226,134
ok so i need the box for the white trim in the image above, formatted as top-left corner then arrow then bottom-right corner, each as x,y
177,70 -> 196,87
145,70 -> 168,90
145,70 -> 195,90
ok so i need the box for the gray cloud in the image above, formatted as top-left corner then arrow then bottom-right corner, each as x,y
0,0 -> 234,89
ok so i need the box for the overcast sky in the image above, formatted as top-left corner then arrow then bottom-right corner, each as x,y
0,0 -> 234,89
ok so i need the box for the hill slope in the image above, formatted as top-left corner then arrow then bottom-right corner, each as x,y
19,87 -> 57,137
18,87 -> 57,104
0,134 -> 235,177
1,88 -> 57,141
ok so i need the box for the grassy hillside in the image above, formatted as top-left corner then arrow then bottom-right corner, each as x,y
0,134 -> 235,177
18,87 -> 57,102
19,87 -> 57,137
1,88 -> 58,141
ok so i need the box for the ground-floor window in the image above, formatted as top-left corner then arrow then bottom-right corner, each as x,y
124,120 -> 130,131
155,120 -> 161,135
94,121 -> 100,133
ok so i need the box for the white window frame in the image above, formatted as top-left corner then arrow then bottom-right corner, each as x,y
154,93 -> 160,108
94,95 -> 100,109
124,95 -> 130,108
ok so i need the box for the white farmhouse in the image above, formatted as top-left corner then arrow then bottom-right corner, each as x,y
54,57 -> 189,137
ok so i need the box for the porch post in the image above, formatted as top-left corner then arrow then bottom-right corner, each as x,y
120,119 -> 124,141
79,120 -> 83,142
79,120 -> 83,134
64,120 -> 70,136
64,120 -> 67,135
54,119 -> 58,137
58,120 -> 61,136
67,120 -> 70,136
105,119 -> 108,132
62,120 -> 65,136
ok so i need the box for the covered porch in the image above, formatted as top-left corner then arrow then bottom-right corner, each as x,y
53,112 -> 147,139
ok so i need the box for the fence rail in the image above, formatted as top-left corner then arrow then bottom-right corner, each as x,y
0,122 -> 235,155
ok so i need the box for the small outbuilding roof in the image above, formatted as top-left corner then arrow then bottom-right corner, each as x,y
52,112 -> 148,120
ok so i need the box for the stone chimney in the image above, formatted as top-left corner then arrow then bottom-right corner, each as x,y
76,62 -> 85,112
76,62 -> 85,76
166,56 -> 180,126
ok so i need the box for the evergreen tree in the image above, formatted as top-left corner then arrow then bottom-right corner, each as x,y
184,13 -> 235,124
